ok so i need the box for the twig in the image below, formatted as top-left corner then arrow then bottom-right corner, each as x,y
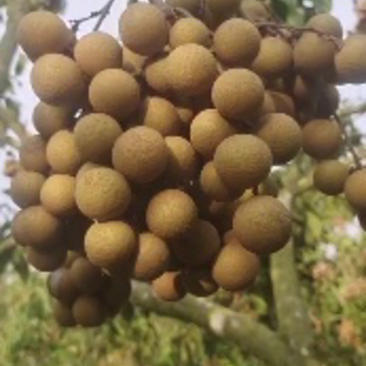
93,0 -> 116,31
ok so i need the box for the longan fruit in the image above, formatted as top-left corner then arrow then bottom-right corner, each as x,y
63,251 -> 81,268
112,126 -> 168,184
269,91 -> 296,117
72,295 -> 105,327
152,271 -> 186,301
19,135 -> 49,173
190,109 -> 236,159
53,300 -> 76,327
207,0 -> 241,15
144,56 -> 171,95
122,46 -> 147,75
292,75 -> 314,103
302,119 -> 342,159
27,245 -> 66,272
233,196 -> 292,255
306,13 -> 343,38
120,3 -> 168,56
182,269 -> 218,297
10,170 -> 45,208
213,18 -> 261,66
46,130 -> 82,174
48,267 -> 80,304
75,162 -> 101,181
251,91 -> 276,119
317,83 -> 340,117
146,189 -> 198,240
176,104 -> 194,125
89,69 -> 140,121
74,31 -> 122,77
344,169 -> 366,212
239,0 -> 271,21
166,0 -> 201,15
70,257 -> 103,294
212,69 -> 265,120
75,167 -> 131,221
85,221 -> 136,270
74,113 -> 122,163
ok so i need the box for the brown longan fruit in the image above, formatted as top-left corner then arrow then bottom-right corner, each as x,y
292,75 -> 314,103
133,232 -> 171,281
344,169 -> 366,212
213,18 -> 261,66
176,104 -> 194,125
212,69 -> 265,120
75,162 -> 101,181
207,0 -> 240,15
317,83 -> 340,117
190,109 -> 236,159
31,54 -> 86,106
144,56 -> 171,95
75,167 -> 131,221
239,0 -> 271,21
166,0 -> 201,15
63,251 -> 81,268
19,135 -> 49,173
112,126 -> 168,184
146,189 -> 198,240
152,271 -> 186,302
166,44 -> 218,96
213,134 -> 273,192
251,91 -> 276,119
74,113 -> 122,163
72,295 -> 105,327
233,196 -> 292,255
256,113 -> 302,164
74,31 -> 122,77
119,3 -> 168,56
122,46 -> 147,75
306,13 -> 343,38
48,267 -> 80,304
89,69 -> 140,121
53,300 -> 76,327
27,245 -> 66,272
269,91 -> 296,117
85,221 -> 136,270
302,119 -> 342,159
313,160 -> 349,196
10,170 -> 45,208
46,130 -> 82,174
70,257 -> 103,294
169,18 -> 212,49
17,10 -> 74,61
182,269 -> 218,297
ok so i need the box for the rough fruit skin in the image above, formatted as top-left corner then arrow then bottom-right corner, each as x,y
74,113 -> 122,163
112,126 -> 168,184
166,44 -> 218,96
70,257 -> 103,294
207,0 -> 241,15
85,221 -> 136,270
53,300 -> 76,327
10,170 -> 45,208
72,296 -> 104,327
48,268 -> 79,304
233,196 -> 292,255
19,135 -> 49,173
302,119 -> 342,159
152,271 -> 186,301
89,69 -> 140,121
27,246 -> 66,272
307,13 -> 343,38
212,69 -> 264,120
75,167 -> 131,221
214,18 -> 260,66
31,54 -> 86,106
213,134 -> 273,192
74,31 -> 122,77
146,189 -> 198,240
212,241 -> 260,291
144,56 -> 171,95
256,113 -> 302,164
270,91 -> 295,117
344,169 -> 366,212
122,46 -> 147,75
182,269 -> 218,297
120,3 -> 168,56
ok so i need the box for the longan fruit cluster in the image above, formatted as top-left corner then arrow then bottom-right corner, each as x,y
10,1 -> 366,327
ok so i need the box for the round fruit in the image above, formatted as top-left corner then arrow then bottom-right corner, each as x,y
317,83 -> 340,117
292,75 -> 313,103
48,267 -> 79,304
70,257 -> 103,294
307,13 -> 343,38
144,55 -> 171,95
152,271 -> 186,301
270,91 -> 296,117
53,300 -> 76,327
75,162 -> 100,181
207,0 -> 241,15
19,135 -> 49,173
27,245 -> 66,272
72,295 -> 105,327
251,91 -> 276,119
239,0 -> 270,21
344,169 -> 366,212
182,269 -> 218,297
122,46 -> 147,75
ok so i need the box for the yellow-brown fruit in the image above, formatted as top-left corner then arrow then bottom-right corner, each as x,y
75,167 -> 131,221
190,109 -> 236,159
293,33 -> 336,77
172,219 -> 221,267
33,102 -> 74,139
89,69 -> 140,120
207,0 -> 241,15
233,196 -> 292,254
122,46 -> 147,75
11,205 -> 62,248
74,31 -> 122,77
48,267 -> 79,304
256,113 -> 302,164
102,279 -> 131,315
213,134 -> 272,191
306,13 -> 343,38
31,54 -> 86,105
146,189 -> 198,240
70,257 -> 103,294
292,75 -> 313,103
344,169 -> 366,212
72,295 -> 105,327
239,0 -> 271,21
112,126 -> 168,184
166,44 -> 218,96
169,18 -> 211,49
165,136 -> 199,182
75,162 -> 101,181
152,271 -> 186,301
209,200 -> 240,233
133,232 -> 171,281
144,56 -> 171,95
176,104 -> 194,125
140,97 -> 182,136
212,69 -> 265,120
182,269 -> 218,297
251,91 -> 276,119
27,245 -> 66,272
166,0 -> 201,14
63,251 -> 81,268
46,130 -> 82,174
10,170 -> 45,208
313,160 -> 349,196
212,241 -> 260,291
214,18 -> 260,66
302,119 -> 342,159
251,37 -> 293,78
40,175 -> 76,217
119,3 -> 168,56
269,91 -> 296,117
85,221 -> 136,270
17,10 -> 74,61
74,113 -> 122,163
19,135 -> 49,173
53,300 -> 76,327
